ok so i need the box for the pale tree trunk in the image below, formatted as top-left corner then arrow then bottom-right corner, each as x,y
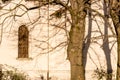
67,0 -> 87,80
109,0 -> 120,80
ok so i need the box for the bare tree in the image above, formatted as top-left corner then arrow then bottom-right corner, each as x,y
66,0 -> 89,79
0,0 -> 90,80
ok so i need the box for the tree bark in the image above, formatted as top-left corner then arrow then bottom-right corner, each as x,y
67,0 -> 87,80
109,0 -> 120,80
117,24 -> 120,80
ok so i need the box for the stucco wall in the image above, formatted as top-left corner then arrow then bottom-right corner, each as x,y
0,0 -> 117,80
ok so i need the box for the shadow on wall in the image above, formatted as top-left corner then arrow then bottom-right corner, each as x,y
83,1 -> 114,80
83,4 -> 92,68
102,0 -> 112,80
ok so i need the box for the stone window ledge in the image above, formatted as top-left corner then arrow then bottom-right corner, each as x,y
16,57 -> 33,61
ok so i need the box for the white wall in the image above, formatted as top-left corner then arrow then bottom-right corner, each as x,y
0,0 -> 117,80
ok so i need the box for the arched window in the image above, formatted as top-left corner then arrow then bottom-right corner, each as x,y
18,25 -> 29,58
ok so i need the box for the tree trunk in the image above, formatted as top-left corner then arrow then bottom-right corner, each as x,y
117,25 -> 120,80
67,0 -> 87,80
110,0 -> 120,79
67,18 -> 86,80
